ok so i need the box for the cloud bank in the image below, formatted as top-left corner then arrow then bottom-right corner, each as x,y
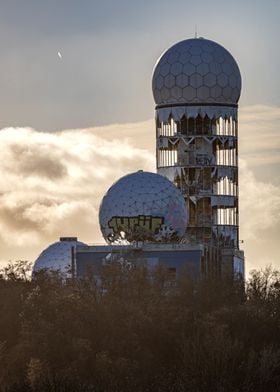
0,120 -> 155,264
239,105 -> 280,181
0,105 -> 279,273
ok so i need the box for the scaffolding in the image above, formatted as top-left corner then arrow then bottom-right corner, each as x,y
156,112 -> 243,276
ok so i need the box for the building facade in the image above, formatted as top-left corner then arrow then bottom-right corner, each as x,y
76,242 -> 214,280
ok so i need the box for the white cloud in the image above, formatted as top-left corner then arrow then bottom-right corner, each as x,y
239,159 -> 280,272
239,105 -> 280,169
238,105 -> 280,271
240,159 -> 280,239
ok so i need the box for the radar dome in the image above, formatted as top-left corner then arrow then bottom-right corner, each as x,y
33,237 -> 87,276
152,38 -> 241,106
99,171 -> 187,243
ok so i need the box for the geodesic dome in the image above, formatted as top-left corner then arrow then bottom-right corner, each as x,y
33,237 -> 87,276
99,171 -> 187,244
152,38 -> 241,106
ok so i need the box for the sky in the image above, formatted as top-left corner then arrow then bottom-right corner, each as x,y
0,0 -> 279,273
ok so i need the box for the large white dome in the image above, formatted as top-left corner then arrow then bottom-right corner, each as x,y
33,237 -> 87,276
152,38 -> 241,106
99,171 -> 188,243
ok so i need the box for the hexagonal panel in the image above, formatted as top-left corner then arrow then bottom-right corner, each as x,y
210,85 -> 222,99
201,42 -> 215,53
236,76 -> 241,90
183,63 -> 196,76
189,73 -> 203,88
232,87 -> 241,102
190,55 -> 201,66
204,73 -> 217,87
159,63 -> 170,77
161,87 -> 171,101
207,95 -> 218,104
221,61 -> 233,74
170,62 -> 183,76
179,51 -> 191,63
190,45 -> 202,55
170,40 -> 186,53
197,86 -> 210,100
153,88 -> 161,103
222,86 -> 233,100
164,74 -> 176,88
176,74 -> 189,88
167,51 -> 180,64
229,74 -> 237,88
213,50 -> 225,63
156,75 -> 164,89
209,62 -> 222,74
201,52 -> 213,63
217,73 -> 228,88
196,62 -> 209,76
171,86 -> 183,100
183,86 -> 196,100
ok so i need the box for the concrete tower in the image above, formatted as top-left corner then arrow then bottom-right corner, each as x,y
152,37 -> 244,276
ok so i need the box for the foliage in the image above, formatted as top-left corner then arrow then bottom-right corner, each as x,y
0,261 -> 279,391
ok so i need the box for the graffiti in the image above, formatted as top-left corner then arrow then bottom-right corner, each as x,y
108,215 -> 164,235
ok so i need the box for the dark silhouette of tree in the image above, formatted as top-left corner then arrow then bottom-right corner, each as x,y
0,261 -> 279,391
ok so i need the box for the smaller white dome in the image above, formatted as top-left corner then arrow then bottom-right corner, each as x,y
33,237 -> 87,276
99,171 -> 188,244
